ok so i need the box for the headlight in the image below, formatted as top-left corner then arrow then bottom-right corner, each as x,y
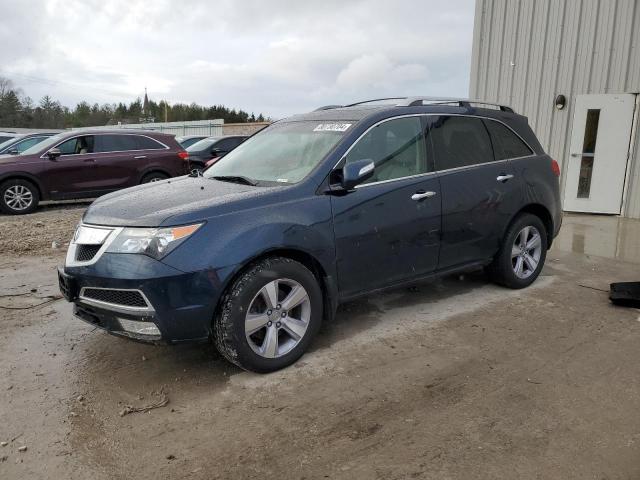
107,223 -> 202,259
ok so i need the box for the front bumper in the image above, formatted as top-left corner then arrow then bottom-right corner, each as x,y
58,253 -> 232,344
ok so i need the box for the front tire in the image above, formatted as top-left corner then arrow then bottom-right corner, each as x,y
0,179 -> 40,215
214,256 -> 323,373
487,213 -> 548,289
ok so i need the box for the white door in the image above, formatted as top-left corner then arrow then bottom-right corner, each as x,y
564,94 -> 636,214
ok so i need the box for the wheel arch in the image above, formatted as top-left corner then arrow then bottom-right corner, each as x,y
509,203 -> 554,248
139,168 -> 171,183
0,173 -> 46,200
212,247 -> 338,333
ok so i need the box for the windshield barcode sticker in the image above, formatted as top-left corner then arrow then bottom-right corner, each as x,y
313,123 -> 352,132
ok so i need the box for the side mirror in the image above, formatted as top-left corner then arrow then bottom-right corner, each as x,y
47,148 -> 62,160
341,159 -> 375,190
7,149 -> 19,155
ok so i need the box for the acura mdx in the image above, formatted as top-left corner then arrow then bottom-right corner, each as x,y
58,97 -> 562,373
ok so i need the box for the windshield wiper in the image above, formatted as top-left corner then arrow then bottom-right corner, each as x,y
212,175 -> 258,186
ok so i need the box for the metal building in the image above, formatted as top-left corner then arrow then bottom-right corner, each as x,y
470,0 -> 640,218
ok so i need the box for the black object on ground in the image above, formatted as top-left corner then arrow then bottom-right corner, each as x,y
610,282 -> 640,308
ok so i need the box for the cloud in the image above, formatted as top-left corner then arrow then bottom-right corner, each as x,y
0,0 -> 475,118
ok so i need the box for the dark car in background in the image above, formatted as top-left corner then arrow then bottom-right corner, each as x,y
0,132 -> 17,144
0,132 -> 56,155
175,135 -> 208,149
59,97 -> 562,373
186,135 -> 247,171
0,129 -> 188,214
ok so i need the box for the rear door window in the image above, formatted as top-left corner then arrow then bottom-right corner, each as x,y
57,135 -> 95,155
345,116 -> 428,183
94,135 -> 139,153
427,116 -> 493,170
483,120 -> 533,160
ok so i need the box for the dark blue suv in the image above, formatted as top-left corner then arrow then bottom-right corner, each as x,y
58,97 -> 562,373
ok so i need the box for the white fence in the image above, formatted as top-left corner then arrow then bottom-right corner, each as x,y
77,119 -> 224,137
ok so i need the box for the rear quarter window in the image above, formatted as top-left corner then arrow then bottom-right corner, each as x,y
135,135 -> 166,150
483,120 -> 533,160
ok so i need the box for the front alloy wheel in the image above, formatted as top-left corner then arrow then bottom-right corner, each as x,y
245,279 -> 311,358
214,256 -> 323,373
0,179 -> 40,215
5,184 -> 33,211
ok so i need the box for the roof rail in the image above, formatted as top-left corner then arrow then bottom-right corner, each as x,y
344,97 -> 407,107
313,105 -> 343,111
397,96 -> 514,112
315,97 -> 515,113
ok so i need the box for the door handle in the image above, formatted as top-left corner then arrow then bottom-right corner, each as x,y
570,153 -> 580,157
83,158 -> 96,163
411,191 -> 437,201
134,155 -> 147,159
496,174 -> 514,182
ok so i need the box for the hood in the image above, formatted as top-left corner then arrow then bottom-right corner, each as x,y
82,176 -> 287,227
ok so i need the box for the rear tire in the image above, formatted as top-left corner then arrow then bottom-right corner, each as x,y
214,256 -> 323,373
486,213 -> 548,289
141,172 -> 169,183
0,179 -> 40,215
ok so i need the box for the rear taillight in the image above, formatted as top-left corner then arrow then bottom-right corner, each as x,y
178,151 -> 189,161
551,158 -> 560,177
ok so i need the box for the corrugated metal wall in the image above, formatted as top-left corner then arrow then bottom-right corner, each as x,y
470,0 -> 640,218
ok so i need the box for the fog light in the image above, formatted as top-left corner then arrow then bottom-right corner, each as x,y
118,318 -> 161,337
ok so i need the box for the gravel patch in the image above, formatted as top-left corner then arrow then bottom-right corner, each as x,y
0,203 -> 88,256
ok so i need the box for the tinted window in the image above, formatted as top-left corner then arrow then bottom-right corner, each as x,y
179,137 -> 206,148
427,116 -> 493,170
215,138 -> 238,151
484,120 -> 533,160
135,135 -> 165,150
94,134 -> 139,153
57,135 -> 95,155
345,117 -> 427,183
187,138 -> 219,153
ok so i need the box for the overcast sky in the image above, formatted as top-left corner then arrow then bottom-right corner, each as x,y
0,0 -> 475,119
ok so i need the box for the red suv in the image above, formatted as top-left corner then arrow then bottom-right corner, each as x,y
0,129 -> 188,215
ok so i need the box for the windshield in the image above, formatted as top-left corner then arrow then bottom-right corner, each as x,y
187,137 -> 219,152
21,132 -> 68,156
204,121 -> 351,184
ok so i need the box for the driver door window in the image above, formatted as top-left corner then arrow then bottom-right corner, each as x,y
57,135 -> 95,155
345,117 -> 428,184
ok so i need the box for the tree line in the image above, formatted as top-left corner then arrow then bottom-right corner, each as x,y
0,77 -> 267,129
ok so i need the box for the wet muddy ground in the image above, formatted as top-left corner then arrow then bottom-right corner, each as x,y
1,209 -> 640,479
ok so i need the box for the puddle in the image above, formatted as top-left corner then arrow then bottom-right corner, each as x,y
552,213 -> 640,264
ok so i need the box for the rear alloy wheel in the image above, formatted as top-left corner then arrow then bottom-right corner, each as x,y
511,226 -> 543,279
141,172 -> 169,183
0,179 -> 40,215
214,256 -> 323,373
486,213 -> 547,289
